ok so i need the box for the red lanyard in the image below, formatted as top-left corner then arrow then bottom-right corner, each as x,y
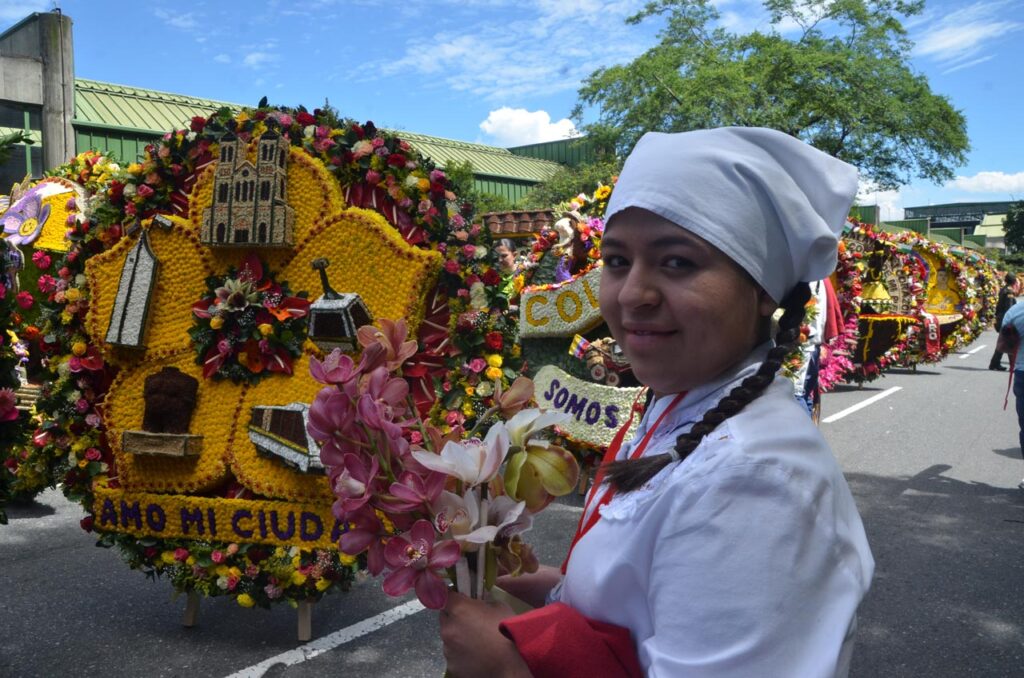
561,391 -> 687,573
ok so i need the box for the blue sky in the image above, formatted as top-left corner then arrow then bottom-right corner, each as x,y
1,0 -> 1021,218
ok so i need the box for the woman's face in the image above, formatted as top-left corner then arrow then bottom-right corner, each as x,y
599,208 -> 776,396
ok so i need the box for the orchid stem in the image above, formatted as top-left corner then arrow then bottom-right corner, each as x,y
465,405 -> 499,439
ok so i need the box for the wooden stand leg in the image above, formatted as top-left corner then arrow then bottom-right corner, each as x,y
297,600 -> 312,642
183,591 -> 200,628
577,466 -> 591,496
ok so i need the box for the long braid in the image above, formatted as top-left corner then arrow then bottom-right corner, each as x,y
603,283 -> 812,493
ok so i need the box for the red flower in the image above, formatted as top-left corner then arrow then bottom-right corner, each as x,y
31,251 -> 52,270
482,268 -> 501,286
296,111 -> 316,126
485,331 -> 504,351
386,153 -> 406,168
15,292 -> 33,310
190,116 -> 207,133
137,184 -> 155,198
80,516 -> 94,532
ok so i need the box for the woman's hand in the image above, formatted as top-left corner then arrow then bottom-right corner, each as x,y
439,592 -> 531,678
495,564 -> 563,609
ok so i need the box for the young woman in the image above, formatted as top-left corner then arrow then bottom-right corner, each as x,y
439,127 -> 874,677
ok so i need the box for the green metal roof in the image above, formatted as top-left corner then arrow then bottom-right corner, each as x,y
74,78 -> 241,136
929,233 -> 961,246
71,79 -> 563,183
395,131 -> 562,183
974,214 -> 1006,237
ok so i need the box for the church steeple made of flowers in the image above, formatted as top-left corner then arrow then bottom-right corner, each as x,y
201,131 -> 295,247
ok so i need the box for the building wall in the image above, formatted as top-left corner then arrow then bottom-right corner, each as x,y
0,12 -> 75,187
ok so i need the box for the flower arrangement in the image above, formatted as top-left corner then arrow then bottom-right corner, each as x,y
189,254 -> 310,383
307,320 -> 579,608
17,102 -> 527,609
819,239 -> 860,391
0,237 -> 30,523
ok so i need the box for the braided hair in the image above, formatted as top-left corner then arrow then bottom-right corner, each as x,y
603,282 -> 812,493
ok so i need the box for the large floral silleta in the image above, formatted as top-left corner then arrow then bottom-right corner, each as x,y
27,105 -> 521,609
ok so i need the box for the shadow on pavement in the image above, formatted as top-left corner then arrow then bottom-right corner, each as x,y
885,368 -> 941,376
847,465 -> 1024,677
4,497 -> 57,519
993,447 -> 1021,460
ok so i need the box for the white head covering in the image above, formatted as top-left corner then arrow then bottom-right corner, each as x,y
604,127 -> 858,302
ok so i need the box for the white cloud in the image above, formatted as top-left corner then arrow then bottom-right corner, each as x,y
479,107 -> 578,146
154,9 -> 199,31
213,54 -> 231,64
857,181 -> 906,222
946,171 -> 1024,194
912,1 -> 1022,70
360,1 -> 649,102
0,1 -> 58,23
242,51 -> 279,69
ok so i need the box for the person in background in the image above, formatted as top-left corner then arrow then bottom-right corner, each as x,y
439,127 -> 873,677
494,238 -> 518,301
989,272 -> 1017,371
793,279 -> 830,422
996,296 -> 1024,490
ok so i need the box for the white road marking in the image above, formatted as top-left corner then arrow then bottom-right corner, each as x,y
822,386 -> 902,423
960,344 -> 987,359
223,599 -> 425,678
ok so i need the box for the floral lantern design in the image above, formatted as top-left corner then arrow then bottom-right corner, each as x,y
307,257 -> 372,353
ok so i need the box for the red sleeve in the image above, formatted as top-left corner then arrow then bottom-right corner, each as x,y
499,602 -> 643,678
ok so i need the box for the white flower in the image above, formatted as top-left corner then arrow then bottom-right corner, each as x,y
503,408 -> 569,449
412,422 -> 508,486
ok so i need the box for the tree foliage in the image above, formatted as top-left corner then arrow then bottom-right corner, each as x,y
574,0 -> 969,189
1003,201 -> 1024,254
520,158 -> 623,209
444,160 -> 515,218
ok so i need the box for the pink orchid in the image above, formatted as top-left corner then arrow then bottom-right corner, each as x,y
329,452 -> 380,515
356,319 -> 418,372
356,367 -> 409,438
386,470 -> 446,512
308,387 -> 362,464
310,349 -> 358,385
382,520 -> 460,609
339,507 -> 388,575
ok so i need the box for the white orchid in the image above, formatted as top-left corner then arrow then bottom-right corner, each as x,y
411,421 -> 509,486
503,408 -> 569,450
432,489 -> 527,552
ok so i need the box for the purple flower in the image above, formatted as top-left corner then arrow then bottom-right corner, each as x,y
382,520 -> 460,609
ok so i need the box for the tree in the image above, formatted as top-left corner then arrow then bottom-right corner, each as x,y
519,158 -> 623,209
573,0 -> 969,189
1003,201 -> 1024,254
443,160 -> 515,218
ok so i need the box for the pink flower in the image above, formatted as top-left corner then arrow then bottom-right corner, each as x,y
84,447 -> 102,461
462,244 -> 476,258
339,507 -> 388,575
0,283 -> 5,300
467,357 -> 486,374
31,251 -> 51,269
137,184 -> 155,198
173,548 -> 189,562
310,349 -> 358,385
15,292 -> 33,310
211,550 -> 226,564
0,388 -> 18,422
382,520 -> 460,609
38,275 -> 56,294
328,452 -> 380,515
356,318 -> 417,372
387,470 -> 446,512
365,170 -> 382,185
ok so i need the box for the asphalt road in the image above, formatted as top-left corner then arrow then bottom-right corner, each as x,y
2,328 -> 1023,677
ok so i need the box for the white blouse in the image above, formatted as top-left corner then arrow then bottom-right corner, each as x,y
559,350 -> 874,677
